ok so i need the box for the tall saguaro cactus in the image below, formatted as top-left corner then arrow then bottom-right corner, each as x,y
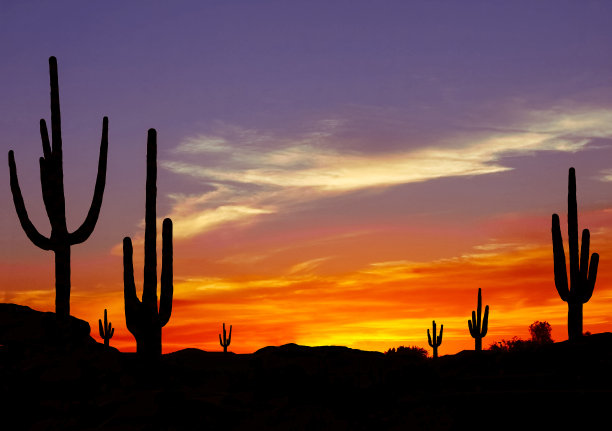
552,167 -> 599,340
123,129 -> 173,359
427,320 -> 443,358
468,288 -> 489,351
219,323 -> 232,353
8,56 -> 108,318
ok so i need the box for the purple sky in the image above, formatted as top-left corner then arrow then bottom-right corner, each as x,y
2,1 -> 612,352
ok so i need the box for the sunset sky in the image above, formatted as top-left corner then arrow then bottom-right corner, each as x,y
2,1 -> 612,355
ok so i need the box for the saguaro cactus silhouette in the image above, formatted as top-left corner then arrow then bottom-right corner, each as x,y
468,288 -> 489,351
219,323 -> 232,353
98,309 -> 114,347
552,167 -> 599,340
123,129 -> 173,359
8,57 -> 108,318
427,320 -> 443,358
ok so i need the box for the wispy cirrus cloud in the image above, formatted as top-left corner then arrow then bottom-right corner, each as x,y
159,107 -> 612,239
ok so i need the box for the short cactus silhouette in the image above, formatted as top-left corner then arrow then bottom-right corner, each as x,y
552,167 -> 599,340
8,56 -> 108,318
427,320 -> 443,358
468,288 -> 489,351
123,129 -> 173,359
219,323 -> 232,353
98,309 -> 114,347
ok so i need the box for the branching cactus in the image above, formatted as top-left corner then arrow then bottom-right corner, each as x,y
468,288 -> 489,351
427,320 -> 443,358
8,57 -> 108,318
123,129 -> 173,359
219,323 -> 232,353
552,167 -> 599,340
98,309 -> 114,347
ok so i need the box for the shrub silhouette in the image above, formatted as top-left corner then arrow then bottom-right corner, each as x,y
552,167 -> 599,340
98,309 -> 114,347
529,321 -> 553,344
219,323 -> 232,353
385,345 -> 428,359
468,288 -> 489,351
8,57 -> 108,318
123,129 -> 174,359
488,336 -> 534,352
427,320 -> 443,358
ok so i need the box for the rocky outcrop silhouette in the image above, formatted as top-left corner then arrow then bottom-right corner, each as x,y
2,304 -> 612,430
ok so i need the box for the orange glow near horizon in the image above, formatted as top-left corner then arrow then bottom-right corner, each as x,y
4,208 -> 612,356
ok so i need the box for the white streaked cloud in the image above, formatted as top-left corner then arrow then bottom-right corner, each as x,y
599,169 -> 612,182
157,107 -> 612,239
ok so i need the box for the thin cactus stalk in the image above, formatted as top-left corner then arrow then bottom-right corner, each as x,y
98,309 -> 114,347
552,167 -> 599,340
123,129 -> 173,359
468,288 -> 489,351
219,323 -> 232,353
427,320 -> 443,358
8,57 -> 108,318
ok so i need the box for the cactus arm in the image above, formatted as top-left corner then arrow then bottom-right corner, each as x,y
8,151 -> 53,250
583,252 -> 599,303
469,311 -> 477,336
579,229 -> 590,284
228,325 -> 232,345
70,117 -> 108,245
439,324 -> 443,344
40,119 -> 51,159
109,326 -> 114,338
142,129 -> 158,308
552,214 -> 569,301
123,237 -> 142,335
219,333 -> 223,346
481,305 -> 489,337
99,318 -> 104,339
427,328 -> 432,347
38,157 -> 53,216
159,218 -> 173,327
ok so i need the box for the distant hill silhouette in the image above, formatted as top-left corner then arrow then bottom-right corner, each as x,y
2,303 -> 612,430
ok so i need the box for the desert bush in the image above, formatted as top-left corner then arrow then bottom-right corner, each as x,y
529,321 -> 553,344
488,337 -> 534,352
385,345 -> 429,359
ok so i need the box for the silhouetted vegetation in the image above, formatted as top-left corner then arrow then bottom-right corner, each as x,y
98,308 -> 114,347
529,320 -> 553,344
468,288 -> 489,351
427,320 -> 443,358
123,129 -> 174,359
219,322 -> 232,353
488,336 -> 535,352
552,167 -> 599,340
7,57 -> 108,318
385,345 -> 428,359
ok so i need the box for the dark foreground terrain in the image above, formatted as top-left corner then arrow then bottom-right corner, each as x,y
1,303 -> 611,430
